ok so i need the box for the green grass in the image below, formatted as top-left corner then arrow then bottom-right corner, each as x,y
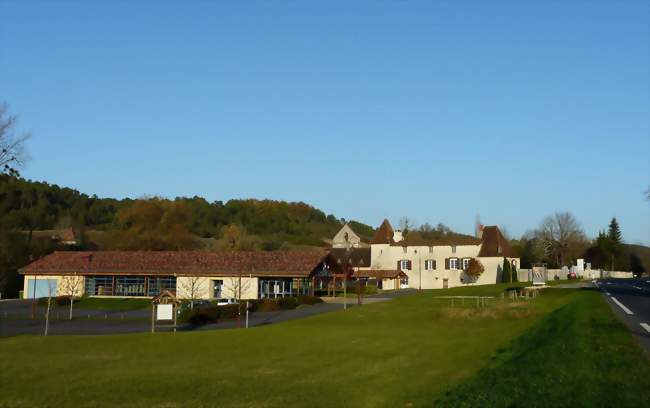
0,284 -> 647,407
435,289 -> 650,407
73,297 -> 151,311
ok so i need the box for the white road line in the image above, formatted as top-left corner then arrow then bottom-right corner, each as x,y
641,323 -> 650,333
634,286 -> 642,290
604,291 -> 610,296
611,297 -> 634,315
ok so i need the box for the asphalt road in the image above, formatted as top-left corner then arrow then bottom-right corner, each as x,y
594,278 -> 650,354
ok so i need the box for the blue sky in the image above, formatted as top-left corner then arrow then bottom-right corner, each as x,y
1,1 -> 648,244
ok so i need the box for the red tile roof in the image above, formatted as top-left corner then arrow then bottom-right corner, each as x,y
477,226 -> 516,257
370,219 -> 395,244
20,250 -> 328,277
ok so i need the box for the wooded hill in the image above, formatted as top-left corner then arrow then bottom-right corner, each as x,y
0,175 -> 375,249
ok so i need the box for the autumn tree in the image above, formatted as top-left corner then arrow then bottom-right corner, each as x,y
108,198 -> 198,250
464,258 -> 485,282
178,276 -> 206,308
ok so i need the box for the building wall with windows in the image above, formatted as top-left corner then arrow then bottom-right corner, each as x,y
176,276 -> 259,300
369,244 -> 518,289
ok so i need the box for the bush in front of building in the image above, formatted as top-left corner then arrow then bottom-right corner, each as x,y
182,304 -> 241,325
249,295 -> 322,312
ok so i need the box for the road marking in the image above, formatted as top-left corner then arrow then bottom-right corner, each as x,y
634,286 -> 642,290
611,297 -> 634,315
604,291 -> 610,296
641,323 -> 650,333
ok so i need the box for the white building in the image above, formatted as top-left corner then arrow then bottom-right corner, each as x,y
340,219 -> 519,289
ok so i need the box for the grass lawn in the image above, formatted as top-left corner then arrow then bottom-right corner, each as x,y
73,297 -> 151,311
1,283 -> 648,407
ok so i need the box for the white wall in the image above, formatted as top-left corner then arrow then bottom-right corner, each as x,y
176,276 -> 259,300
370,244 -> 519,289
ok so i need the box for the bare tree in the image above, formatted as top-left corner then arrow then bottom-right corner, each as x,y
398,217 -> 416,234
224,272 -> 252,328
178,276 -> 205,308
43,280 -> 57,336
0,103 -> 30,177
535,212 -> 587,267
59,275 -> 84,320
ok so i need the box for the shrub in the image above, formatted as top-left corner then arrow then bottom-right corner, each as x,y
465,258 -> 485,279
297,295 -> 323,305
277,297 -> 299,310
250,298 -> 281,312
218,304 -> 240,320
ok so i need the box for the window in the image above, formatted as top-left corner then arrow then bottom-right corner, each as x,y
429,246 -> 434,253
451,246 -> 457,253
147,276 -> 176,297
402,246 -> 407,254
399,260 -> 412,270
213,280 -> 223,298
115,276 -> 145,296
449,258 -> 459,270
462,258 -> 470,270
84,276 -> 113,296
425,259 -> 436,270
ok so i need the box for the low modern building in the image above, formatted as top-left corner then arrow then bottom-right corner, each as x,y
20,250 -> 328,300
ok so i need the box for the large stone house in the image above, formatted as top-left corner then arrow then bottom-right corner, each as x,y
333,219 -> 519,290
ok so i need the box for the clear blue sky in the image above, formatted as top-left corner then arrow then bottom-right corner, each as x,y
1,1 -> 648,244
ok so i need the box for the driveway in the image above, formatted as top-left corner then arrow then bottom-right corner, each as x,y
594,278 -> 650,354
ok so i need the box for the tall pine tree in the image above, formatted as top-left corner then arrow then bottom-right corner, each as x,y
607,217 -> 623,270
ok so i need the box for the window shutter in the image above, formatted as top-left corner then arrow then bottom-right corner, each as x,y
397,260 -> 401,270
433,260 -> 437,270
445,258 -> 449,269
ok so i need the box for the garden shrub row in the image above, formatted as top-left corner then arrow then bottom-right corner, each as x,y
181,295 -> 323,324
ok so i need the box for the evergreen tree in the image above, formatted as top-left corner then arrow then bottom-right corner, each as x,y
501,257 -> 512,283
607,218 -> 622,244
607,218 -> 623,270
511,262 -> 518,282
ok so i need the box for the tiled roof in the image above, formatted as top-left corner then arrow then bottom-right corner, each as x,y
370,219 -> 395,244
328,247 -> 371,268
353,269 -> 406,279
477,226 -> 516,257
20,250 -> 328,277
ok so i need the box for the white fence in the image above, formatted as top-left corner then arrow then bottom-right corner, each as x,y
517,269 -> 633,282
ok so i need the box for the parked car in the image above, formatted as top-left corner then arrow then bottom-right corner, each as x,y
216,298 -> 238,306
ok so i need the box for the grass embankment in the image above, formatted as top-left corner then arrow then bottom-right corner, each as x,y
435,289 -> 650,407
1,284 -> 647,407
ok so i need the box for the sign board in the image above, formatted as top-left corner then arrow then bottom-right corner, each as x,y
532,264 -> 547,286
156,304 -> 173,321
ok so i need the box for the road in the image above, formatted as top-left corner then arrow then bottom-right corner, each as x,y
594,278 -> 650,354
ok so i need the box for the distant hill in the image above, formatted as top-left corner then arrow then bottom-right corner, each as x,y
0,175 -> 374,248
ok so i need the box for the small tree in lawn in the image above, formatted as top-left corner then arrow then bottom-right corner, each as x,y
60,275 -> 84,320
44,280 -> 57,336
501,257 -> 512,283
225,272 -> 252,328
465,258 -> 485,283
